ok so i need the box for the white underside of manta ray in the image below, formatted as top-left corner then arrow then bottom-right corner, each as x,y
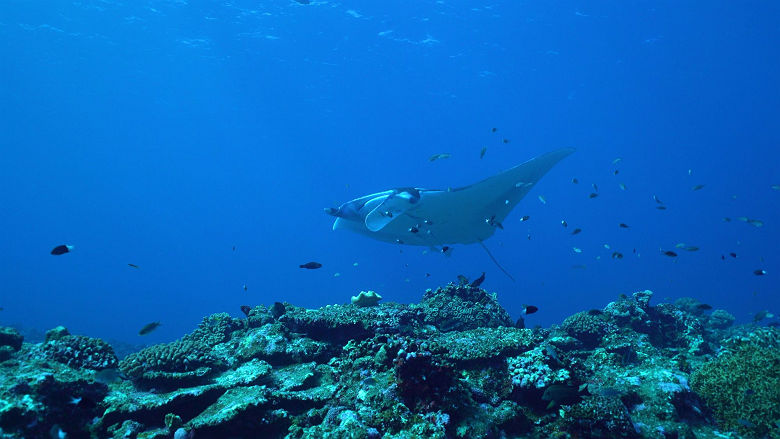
325,148 -> 575,252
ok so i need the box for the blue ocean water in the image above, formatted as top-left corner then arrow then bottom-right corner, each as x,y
1,0 -> 778,346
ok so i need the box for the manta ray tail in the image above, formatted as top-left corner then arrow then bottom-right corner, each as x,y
479,241 -> 515,282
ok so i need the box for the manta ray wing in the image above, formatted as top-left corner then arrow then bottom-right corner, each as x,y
329,148 -> 574,246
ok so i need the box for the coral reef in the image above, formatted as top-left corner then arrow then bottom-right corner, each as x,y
0,283 -> 777,439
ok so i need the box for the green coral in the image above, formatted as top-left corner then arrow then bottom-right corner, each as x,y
417,283 -> 513,332
562,311 -> 611,348
691,341 -> 780,437
119,313 -> 240,387
41,334 -> 118,370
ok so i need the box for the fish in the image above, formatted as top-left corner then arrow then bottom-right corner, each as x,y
502,138 -> 510,144
232,246 -> 236,251
723,217 -> 731,222
441,246 -> 453,256
428,153 -> 452,162
541,384 -> 582,407
520,215 -> 530,222
571,228 -> 582,235
573,247 -> 582,253
612,252 -> 623,259
299,262 -> 323,269
491,127 -> 497,132
603,244 -> 611,250
93,368 -> 124,385
592,183 -> 598,192
325,149 -> 575,280
675,243 -> 686,248
691,184 -> 705,191
753,269 -> 766,276
138,322 -> 161,335
572,178 -> 579,184
480,147 -> 487,159
737,217 -> 764,227
240,305 -> 251,317
457,274 -> 469,285
612,157 -> 622,165
538,195 -> 547,204
683,246 -> 699,252
656,206 -> 667,210
571,264 -> 587,269
729,252 -> 737,258
127,263 -> 139,269
294,0 -> 310,4
561,220 -> 568,228
772,184 -> 780,191
619,223 -> 629,228
618,183 -> 626,191
696,303 -> 713,310
588,193 -> 598,199
662,250 -> 678,257
50,245 -> 74,255
470,272 -> 486,288
653,195 -> 663,204
243,284 -> 248,291
522,304 -> 538,315
737,419 -> 756,428
613,170 -> 619,176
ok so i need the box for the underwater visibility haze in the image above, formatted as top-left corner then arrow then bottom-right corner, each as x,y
0,0 -> 779,438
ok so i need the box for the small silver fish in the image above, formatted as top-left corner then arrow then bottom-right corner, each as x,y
480,147 -> 487,159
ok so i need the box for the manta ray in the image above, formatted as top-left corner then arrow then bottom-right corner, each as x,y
325,148 -> 575,279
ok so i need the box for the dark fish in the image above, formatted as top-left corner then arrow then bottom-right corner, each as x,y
50,245 -> 73,255
441,246 -> 453,256
470,272 -> 486,288
619,223 -> 629,228
656,206 -> 667,210
425,273 -> 431,278
523,304 -> 538,315
486,215 -> 503,229
753,269 -> 766,276
721,254 -> 725,260
240,305 -> 251,317
520,215 -> 530,222
587,309 -> 603,316
696,303 -> 713,310
737,419 -> 756,428
429,153 -> 452,162
542,384 -> 582,406
243,284 -> 248,291
753,310 -> 769,322
127,263 -> 139,269
723,217 -> 731,222
572,178 -> 579,184
571,228 -> 582,235
502,138 -> 510,144
663,251 -> 678,257
232,246 -> 236,251
94,368 -> 124,384
729,252 -> 737,258
515,317 -> 525,329
480,147 -> 487,159
561,220 -> 568,228
588,193 -> 599,199
691,184 -> 705,191
457,274 -> 469,286
138,322 -> 161,335
613,170 -> 619,176
612,252 -> 623,259
408,226 -> 419,233
299,262 -> 322,269
491,127 -> 497,132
